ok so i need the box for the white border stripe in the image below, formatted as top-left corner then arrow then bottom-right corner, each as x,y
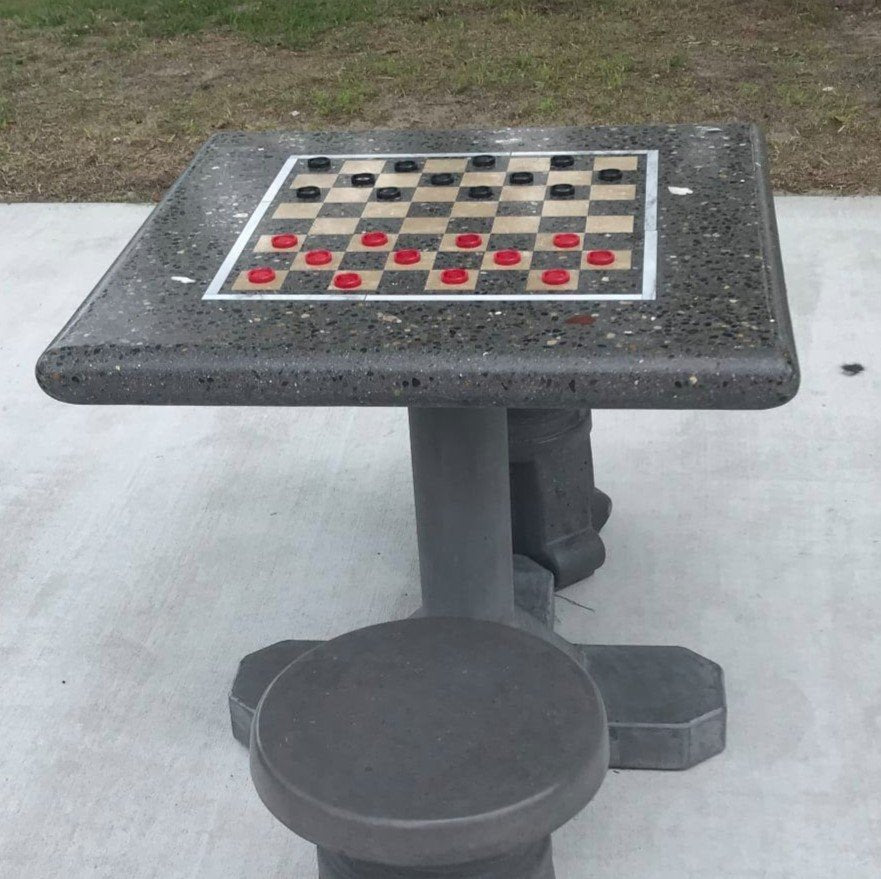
203,150 -> 660,303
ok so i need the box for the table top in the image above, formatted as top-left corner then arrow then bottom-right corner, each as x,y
37,125 -> 799,410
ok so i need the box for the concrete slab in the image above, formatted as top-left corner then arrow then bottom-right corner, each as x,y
1,198 -> 879,878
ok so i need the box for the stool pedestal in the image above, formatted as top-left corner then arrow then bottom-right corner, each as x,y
316,840 -> 553,879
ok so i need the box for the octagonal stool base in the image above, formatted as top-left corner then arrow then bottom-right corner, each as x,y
250,617 -> 609,878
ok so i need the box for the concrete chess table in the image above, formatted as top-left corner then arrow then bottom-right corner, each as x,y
37,125 -> 799,879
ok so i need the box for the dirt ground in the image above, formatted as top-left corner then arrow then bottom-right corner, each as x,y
1,1 -> 879,201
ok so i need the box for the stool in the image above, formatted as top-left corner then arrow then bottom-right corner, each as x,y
250,617 -> 609,878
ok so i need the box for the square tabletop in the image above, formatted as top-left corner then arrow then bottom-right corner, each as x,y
37,125 -> 799,410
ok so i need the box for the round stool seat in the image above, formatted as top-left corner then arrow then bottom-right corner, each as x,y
250,617 -> 608,868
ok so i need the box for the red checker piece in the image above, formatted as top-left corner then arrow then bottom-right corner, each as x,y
455,233 -> 483,249
247,267 -> 276,284
271,233 -> 298,249
394,249 -> 421,265
553,233 -> 580,249
440,268 -> 469,285
305,249 -> 333,266
493,249 -> 521,266
361,231 -> 389,247
586,249 -> 616,266
541,269 -> 571,286
333,272 -> 362,290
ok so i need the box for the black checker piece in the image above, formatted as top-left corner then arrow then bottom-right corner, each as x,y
549,183 -> 575,199
377,186 -> 402,201
598,168 -> 623,182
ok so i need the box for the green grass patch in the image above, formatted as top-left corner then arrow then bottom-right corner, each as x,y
0,0 -> 391,45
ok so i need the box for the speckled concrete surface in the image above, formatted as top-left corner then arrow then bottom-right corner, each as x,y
35,126 -> 798,410
2,199 -> 879,877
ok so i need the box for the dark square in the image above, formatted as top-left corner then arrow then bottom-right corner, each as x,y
407,201 -> 454,218
434,251 -> 484,270
376,271 -> 429,294
318,202 -> 364,219
488,233 -> 537,252
339,252 -> 388,271
497,201 -> 542,217
532,250 -> 582,270
355,218 -> 405,234
446,217 -> 495,235
395,233 -> 444,251
300,234 -> 349,251
281,270 -> 335,294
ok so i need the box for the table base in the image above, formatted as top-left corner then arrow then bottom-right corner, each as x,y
230,636 -> 725,772
508,409 -> 611,588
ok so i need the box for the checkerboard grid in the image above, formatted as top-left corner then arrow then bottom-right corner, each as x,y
233,152 -> 642,296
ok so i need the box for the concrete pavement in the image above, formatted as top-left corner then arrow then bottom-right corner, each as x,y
1,198 -> 879,878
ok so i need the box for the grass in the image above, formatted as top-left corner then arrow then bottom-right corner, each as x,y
0,0 -> 393,45
1,0 -> 879,200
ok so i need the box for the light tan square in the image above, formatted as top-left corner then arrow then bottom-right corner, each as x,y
526,269 -> 579,291
584,249 -> 632,270
542,199 -> 591,217
491,215 -> 540,234
440,233 -> 488,252
291,173 -> 338,189
593,155 -> 638,171
586,214 -> 634,234
425,268 -> 479,291
340,159 -> 386,174
291,251 -> 343,271
383,251 -> 437,271
362,201 -> 410,218
535,232 -> 583,251
547,170 -> 592,186
273,202 -> 321,220
413,186 -> 459,202
590,184 -> 636,201
328,269 -> 382,292
451,201 -> 498,218
400,217 -> 449,234
349,232 -> 399,252
460,171 -> 506,188
507,156 -> 550,172
325,187 -> 371,203
307,217 -> 360,236
499,185 -> 545,203
231,269 -> 288,291
254,234 -> 303,253
480,250 -> 533,271
375,172 -> 422,188
423,158 -> 468,173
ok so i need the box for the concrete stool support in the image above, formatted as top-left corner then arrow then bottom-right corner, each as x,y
251,617 -> 609,878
